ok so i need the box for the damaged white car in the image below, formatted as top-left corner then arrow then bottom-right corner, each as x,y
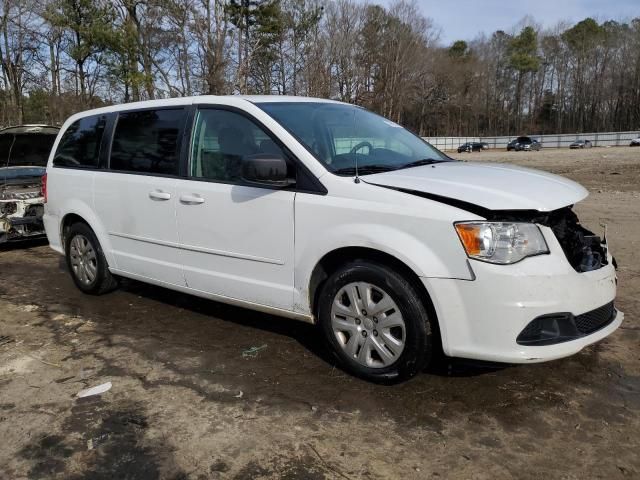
44,97 -> 621,383
0,125 -> 59,243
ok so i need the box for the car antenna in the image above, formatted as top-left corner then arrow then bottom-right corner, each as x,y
2,135 -> 16,188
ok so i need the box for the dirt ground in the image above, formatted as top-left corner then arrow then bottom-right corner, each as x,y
0,147 -> 639,480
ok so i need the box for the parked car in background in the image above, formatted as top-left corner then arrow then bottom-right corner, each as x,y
44,96 -> 621,383
507,136 -> 541,151
1,125 -> 59,243
570,140 -> 593,149
457,142 -> 484,153
630,137 -> 640,147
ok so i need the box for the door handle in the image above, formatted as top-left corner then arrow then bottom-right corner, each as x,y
149,190 -> 171,201
179,194 -> 205,205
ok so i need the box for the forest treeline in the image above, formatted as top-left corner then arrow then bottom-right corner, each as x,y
1,0 -> 639,136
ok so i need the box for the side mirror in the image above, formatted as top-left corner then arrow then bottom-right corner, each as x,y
241,154 -> 295,188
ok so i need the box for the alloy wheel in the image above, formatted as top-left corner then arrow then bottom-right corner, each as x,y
69,234 -> 97,286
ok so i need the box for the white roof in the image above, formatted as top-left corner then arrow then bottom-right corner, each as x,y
238,95 -> 344,104
67,95 -> 345,119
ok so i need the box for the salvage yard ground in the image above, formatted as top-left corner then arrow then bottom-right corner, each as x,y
0,147 -> 639,479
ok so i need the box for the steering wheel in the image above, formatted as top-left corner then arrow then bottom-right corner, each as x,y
350,141 -> 373,155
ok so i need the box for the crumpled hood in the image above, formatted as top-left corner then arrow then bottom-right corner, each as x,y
364,161 -> 588,212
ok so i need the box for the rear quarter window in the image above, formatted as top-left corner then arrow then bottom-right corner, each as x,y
53,115 -> 107,168
109,109 -> 186,175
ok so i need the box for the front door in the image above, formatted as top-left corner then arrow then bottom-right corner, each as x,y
175,108 -> 295,310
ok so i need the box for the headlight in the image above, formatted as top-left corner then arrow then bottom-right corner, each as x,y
0,202 -> 17,215
454,222 -> 549,264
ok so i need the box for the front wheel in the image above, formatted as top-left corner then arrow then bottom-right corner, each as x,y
65,222 -> 118,295
317,261 -> 433,383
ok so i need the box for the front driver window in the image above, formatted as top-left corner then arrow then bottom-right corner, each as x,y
191,109 -> 288,182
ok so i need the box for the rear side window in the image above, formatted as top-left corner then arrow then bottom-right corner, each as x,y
109,109 -> 186,175
54,115 -> 106,168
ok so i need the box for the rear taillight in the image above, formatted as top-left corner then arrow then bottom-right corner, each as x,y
42,173 -> 47,203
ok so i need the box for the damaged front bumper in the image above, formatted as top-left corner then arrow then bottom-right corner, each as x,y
0,196 -> 46,243
421,224 -> 622,364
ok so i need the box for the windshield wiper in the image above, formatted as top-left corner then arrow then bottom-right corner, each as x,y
396,158 -> 448,170
333,159 -> 448,176
333,165 -> 396,175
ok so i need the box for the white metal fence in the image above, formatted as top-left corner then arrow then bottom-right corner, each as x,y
423,131 -> 640,151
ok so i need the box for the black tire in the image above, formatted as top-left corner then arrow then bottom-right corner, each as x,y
317,260 -> 433,383
65,222 -> 118,295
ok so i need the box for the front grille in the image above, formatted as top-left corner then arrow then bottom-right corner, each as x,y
575,301 -> 616,334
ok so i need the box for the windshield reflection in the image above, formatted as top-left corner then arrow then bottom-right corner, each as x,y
257,102 -> 451,175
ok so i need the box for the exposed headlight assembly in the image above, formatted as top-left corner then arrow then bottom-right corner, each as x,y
0,202 -> 17,215
454,222 -> 549,264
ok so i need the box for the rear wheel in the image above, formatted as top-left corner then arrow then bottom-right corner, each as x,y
317,260 -> 433,383
65,222 -> 118,295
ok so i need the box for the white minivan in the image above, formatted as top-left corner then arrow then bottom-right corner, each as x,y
43,96 -> 622,382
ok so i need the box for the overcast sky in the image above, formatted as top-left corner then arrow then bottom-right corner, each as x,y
369,0 -> 639,44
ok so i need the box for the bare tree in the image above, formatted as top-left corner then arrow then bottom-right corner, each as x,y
0,0 -> 40,123
0,0 -> 638,135
192,0 -> 230,94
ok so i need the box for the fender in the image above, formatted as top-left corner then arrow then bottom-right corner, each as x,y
55,189 -> 118,270
293,221 -> 474,316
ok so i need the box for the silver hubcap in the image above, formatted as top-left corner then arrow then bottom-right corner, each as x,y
331,282 -> 406,368
69,234 -> 97,286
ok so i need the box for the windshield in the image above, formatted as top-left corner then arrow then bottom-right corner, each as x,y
0,133 -> 56,168
256,102 -> 450,175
